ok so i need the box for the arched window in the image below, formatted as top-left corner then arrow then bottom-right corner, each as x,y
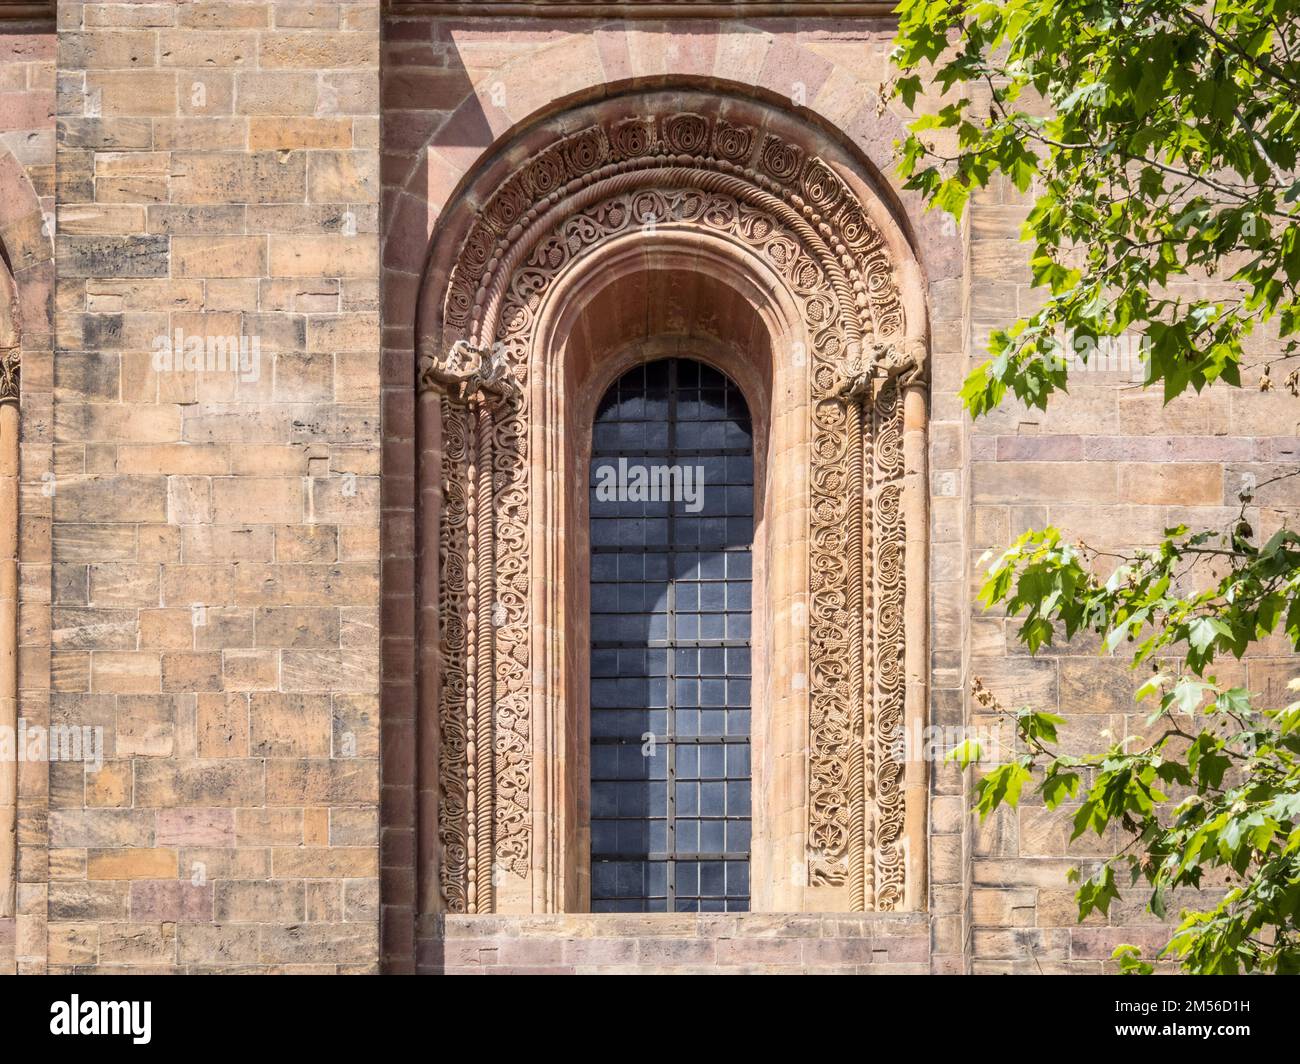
417,93 -> 933,919
588,358 -> 754,913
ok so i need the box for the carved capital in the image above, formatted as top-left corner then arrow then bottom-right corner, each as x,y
872,335 -> 928,389
0,347 -> 19,403
833,336 -> 928,403
831,342 -> 873,403
422,339 -> 520,405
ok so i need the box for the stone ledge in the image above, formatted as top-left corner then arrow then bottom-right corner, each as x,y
387,2 -> 897,17
0,1 -> 52,22
418,912 -> 932,974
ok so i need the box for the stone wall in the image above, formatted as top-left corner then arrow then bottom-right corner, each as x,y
963,171 -> 1299,973
375,6 -> 1299,976
45,0 -> 382,973
425,912 -> 929,974
0,9 -> 54,977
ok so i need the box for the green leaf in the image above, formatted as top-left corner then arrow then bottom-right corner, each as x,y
1078,864 -> 1120,919
947,738 -> 984,770
974,761 -> 1034,820
1113,945 -> 1155,976
1042,768 -> 1081,809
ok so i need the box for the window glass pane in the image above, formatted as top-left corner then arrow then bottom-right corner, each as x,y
590,358 -> 753,911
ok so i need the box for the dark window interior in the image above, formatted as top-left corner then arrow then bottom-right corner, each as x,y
589,358 -> 754,912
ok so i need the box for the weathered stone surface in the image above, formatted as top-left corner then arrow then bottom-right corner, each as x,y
57,235 -> 169,277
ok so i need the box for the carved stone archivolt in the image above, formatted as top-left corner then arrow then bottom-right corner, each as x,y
394,2 -> 895,16
420,96 -> 927,912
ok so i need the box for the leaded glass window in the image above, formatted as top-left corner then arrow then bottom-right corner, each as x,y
589,358 -> 753,913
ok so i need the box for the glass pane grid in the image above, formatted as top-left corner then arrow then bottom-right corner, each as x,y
590,358 -> 754,914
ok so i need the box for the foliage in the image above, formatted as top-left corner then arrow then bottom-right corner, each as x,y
891,0 -> 1300,973
893,0 -> 1300,413
973,523 -> 1300,972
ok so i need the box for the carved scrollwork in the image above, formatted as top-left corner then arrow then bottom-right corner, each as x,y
428,103 -> 920,912
872,379 -> 908,910
437,398 -> 471,913
0,346 -> 19,403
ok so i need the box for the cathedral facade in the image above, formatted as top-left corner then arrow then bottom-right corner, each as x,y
0,0 -> 1291,974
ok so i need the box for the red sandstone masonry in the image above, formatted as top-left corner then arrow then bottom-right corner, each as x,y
0,2 -> 1289,977
379,7 -> 966,975
966,172 -> 1299,973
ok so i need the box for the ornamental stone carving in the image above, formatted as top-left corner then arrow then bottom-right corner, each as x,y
398,1 -> 895,14
834,338 -> 929,402
420,97 -> 927,913
425,339 -> 519,404
0,347 -> 17,404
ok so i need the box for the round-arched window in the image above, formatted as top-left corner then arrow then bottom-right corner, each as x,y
588,358 -> 754,913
